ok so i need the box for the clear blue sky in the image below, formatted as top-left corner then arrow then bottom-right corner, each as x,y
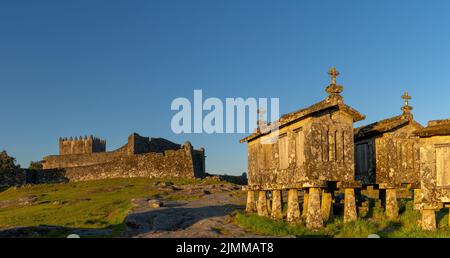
1,0 -> 450,174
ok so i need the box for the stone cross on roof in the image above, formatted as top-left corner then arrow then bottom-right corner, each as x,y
325,66 -> 344,97
257,107 -> 267,128
401,91 -> 413,114
328,66 -> 340,85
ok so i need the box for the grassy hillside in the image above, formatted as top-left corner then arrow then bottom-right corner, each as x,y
0,177 -> 224,232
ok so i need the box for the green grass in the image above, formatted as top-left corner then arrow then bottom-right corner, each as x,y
0,177 -> 224,235
234,198 -> 450,238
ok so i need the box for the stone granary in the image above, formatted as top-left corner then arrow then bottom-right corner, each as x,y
414,119 -> 450,230
240,67 -> 365,229
42,133 -> 206,181
354,92 -> 423,219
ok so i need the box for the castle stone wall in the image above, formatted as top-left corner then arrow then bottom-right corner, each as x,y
58,148 -> 197,182
38,133 -> 206,183
43,146 -> 128,169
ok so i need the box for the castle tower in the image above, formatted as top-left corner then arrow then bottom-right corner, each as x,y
59,135 -> 106,155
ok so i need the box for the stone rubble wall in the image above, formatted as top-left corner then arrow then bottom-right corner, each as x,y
0,169 -> 27,187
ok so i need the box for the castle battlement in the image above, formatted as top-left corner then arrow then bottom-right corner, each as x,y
59,135 -> 106,155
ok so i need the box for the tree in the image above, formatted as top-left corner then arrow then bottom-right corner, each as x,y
0,151 -> 20,172
28,161 -> 43,170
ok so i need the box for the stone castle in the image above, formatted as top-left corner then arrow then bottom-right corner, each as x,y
42,133 -> 206,181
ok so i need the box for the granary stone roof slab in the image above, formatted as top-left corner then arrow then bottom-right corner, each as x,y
354,113 -> 422,139
240,96 -> 365,143
415,119 -> 450,137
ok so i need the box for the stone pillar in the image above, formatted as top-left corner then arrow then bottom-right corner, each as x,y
271,190 -> 283,220
421,209 -> 436,230
306,188 -> 323,229
287,189 -> 301,223
385,188 -> 399,220
302,189 -> 309,218
257,191 -> 269,217
344,188 -> 357,223
266,192 -> 272,215
245,190 -> 257,213
379,189 -> 386,208
321,190 -> 333,223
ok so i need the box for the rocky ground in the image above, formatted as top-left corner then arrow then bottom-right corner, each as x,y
123,181 -> 263,238
0,179 -> 265,238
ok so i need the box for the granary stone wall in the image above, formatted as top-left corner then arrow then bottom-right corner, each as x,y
306,110 -> 356,183
415,135 -> 450,209
247,108 -> 357,189
355,124 -> 421,188
375,136 -> 420,188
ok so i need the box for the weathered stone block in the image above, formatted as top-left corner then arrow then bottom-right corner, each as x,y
385,188 -> 399,219
257,191 -> 269,217
271,190 -> 283,220
306,188 -> 323,229
287,189 -> 300,223
321,190 -> 333,222
344,188 -> 357,223
421,209 -> 436,231
245,190 -> 257,213
148,199 -> 163,208
302,190 -> 309,218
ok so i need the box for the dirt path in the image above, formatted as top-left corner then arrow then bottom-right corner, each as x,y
123,190 -> 262,238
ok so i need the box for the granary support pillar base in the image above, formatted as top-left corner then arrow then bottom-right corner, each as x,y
257,191 -> 269,217
245,190 -> 257,214
267,192 -> 272,215
321,189 -> 333,223
446,208 -> 450,228
385,188 -> 399,220
448,208 -> 450,228
302,189 -> 309,218
306,187 -> 323,229
421,209 -> 436,230
344,188 -> 357,223
287,189 -> 300,223
271,190 -> 283,220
